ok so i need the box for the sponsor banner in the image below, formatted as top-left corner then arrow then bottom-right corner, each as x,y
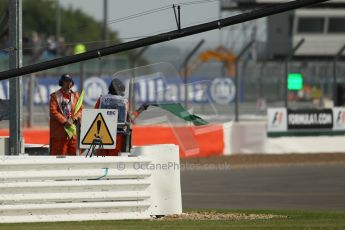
287,109 -> 333,130
267,108 -> 287,132
0,124 -> 227,158
0,76 -> 237,106
268,108 -> 345,132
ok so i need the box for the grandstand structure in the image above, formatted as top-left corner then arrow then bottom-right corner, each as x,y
220,0 -> 345,60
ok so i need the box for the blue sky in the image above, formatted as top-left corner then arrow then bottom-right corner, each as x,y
59,0 -> 224,45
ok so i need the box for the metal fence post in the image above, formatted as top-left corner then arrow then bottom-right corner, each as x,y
235,40 -> 255,122
182,39 -> 205,108
9,0 -> 23,155
129,46 -> 149,114
333,44 -> 345,105
284,38 -> 304,108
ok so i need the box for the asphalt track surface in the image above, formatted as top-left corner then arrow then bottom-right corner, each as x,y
181,162 -> 345,211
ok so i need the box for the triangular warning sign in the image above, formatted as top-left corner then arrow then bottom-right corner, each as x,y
82,113 -> 114,145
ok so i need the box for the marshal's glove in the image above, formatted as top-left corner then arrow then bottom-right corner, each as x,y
138,103 -> 149,113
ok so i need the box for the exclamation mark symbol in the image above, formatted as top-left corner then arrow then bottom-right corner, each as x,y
95,120 -> 102,138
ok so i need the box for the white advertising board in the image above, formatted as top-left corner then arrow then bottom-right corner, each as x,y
267,108 -> 287,132
332,107 -> 345,131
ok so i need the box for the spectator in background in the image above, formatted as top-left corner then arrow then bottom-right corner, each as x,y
31,31 -> 42,56
29,32 -> 45,63
46,36 -> 57,56
0,35 -> 9,56
49,74 -> 83,155
22,33 -> 31,56
74,43 -> 86,55
57,36 -> 67,56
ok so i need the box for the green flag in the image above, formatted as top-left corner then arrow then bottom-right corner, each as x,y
75,89 -> 85,115
64,123 -> 77,139
152,103 -> 208,126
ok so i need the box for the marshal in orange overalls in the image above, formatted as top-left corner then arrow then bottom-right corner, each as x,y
50,75 -> 83,155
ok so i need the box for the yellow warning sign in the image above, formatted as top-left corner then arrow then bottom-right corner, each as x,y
81,113 -> 114,145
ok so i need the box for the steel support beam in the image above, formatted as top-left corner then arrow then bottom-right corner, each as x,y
0,0 -> 329,80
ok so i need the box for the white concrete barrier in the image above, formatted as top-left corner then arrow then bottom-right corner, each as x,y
0,137 -> 25,155
224,121 -> 345,154
0,144 -> 182,223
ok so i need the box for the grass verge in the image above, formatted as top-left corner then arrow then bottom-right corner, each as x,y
1,209 -> 345,230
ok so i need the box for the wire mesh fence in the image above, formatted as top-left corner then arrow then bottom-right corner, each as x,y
0,53 -> 345,127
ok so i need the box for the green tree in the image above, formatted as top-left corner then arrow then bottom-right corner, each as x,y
1,0 -> 120,47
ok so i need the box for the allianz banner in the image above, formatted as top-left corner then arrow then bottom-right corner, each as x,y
287,109 -> 333,130
267,107 -> 345,132
0,76 -> 237,106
